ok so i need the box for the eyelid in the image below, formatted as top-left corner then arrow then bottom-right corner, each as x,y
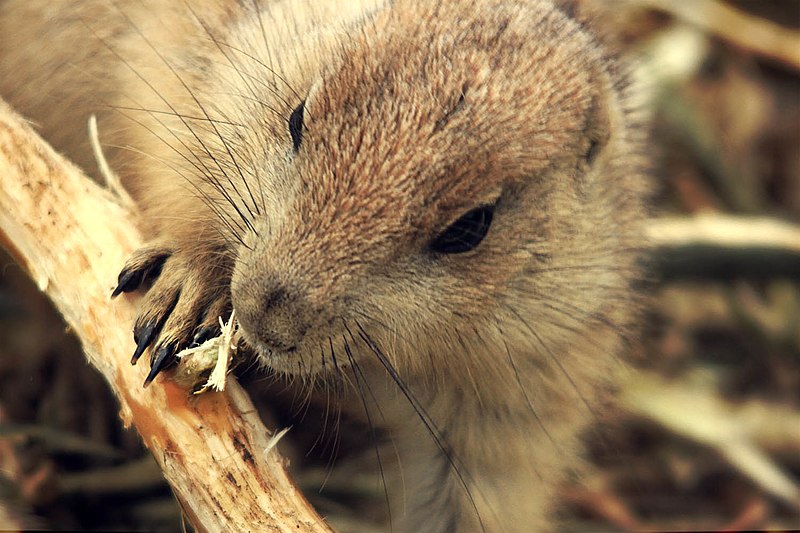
437,188 -> 502,231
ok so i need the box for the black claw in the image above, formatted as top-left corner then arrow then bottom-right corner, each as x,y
143,342 -> 177,387
190,326 -> 220,348
142,365 -> 161,388
131,319 -> 158,365
111,254 -> 168,299
112,268 -> 145,298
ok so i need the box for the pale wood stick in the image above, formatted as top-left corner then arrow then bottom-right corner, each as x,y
648,214 -> 800,253
0,98 -> 331,532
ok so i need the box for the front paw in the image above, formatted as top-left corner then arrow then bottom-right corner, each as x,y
113,245 -> 231,386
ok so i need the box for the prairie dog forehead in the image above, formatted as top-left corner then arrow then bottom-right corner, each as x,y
297,1 -> 603,215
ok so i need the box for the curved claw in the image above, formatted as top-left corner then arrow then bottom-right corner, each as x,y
112,268 -> 146,298
131,318 -> 159,365
143,342 -> 178,387
111,249 -> 170,299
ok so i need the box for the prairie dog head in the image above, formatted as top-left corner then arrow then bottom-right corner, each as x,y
220,0 -> 646,387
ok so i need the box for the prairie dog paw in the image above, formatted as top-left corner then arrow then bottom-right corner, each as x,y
113,245 -> 232,387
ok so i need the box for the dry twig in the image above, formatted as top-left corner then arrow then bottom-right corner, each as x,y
648,214 -> 800,253
622,372 -> 800,510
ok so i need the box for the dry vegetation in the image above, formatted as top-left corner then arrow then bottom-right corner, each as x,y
0,0 -> 799,530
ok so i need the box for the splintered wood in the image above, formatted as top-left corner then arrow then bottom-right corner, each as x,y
175,311 -> 240,394
0,98 -> 330,532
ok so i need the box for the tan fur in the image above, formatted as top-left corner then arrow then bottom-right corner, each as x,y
0,1 -> 649,531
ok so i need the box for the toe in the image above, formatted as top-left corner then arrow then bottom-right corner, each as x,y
131,317 -> 161,364
190,297 -> 232,347
144,270 -> 229,386
130,264 -> 181,365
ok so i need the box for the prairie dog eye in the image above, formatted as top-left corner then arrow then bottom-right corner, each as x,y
429,205 -> 494,254
288,100 -> 305,151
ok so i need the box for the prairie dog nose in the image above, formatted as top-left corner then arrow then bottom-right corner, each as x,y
233,280 -> 311,352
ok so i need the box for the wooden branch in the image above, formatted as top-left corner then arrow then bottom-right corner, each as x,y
648,214 -> 800,280
0,99 -> 331,532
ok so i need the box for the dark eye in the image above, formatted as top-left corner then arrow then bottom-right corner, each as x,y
288,100 -> 305,151
429,205 -> 494,254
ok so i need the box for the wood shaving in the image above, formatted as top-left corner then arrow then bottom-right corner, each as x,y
174,311 -> 239,394
205,310 -> 238,393
264,427 -> 291,456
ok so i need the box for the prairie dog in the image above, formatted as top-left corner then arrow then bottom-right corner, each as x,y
0,1 -> 649,531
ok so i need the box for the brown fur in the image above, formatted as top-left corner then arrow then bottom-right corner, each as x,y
0,0 -> 649,531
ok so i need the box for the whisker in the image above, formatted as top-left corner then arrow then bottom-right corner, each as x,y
250,0 -> 279,92
501,303 -> 597,417
499,333 -> 553,460
106,114 -> 252,249
205,41 -> 298,116
108,105 -> 244,126
183,2 -> 274,218
319,337 -> 345,492
342,337 -> 393,532
354,321 -> 486,533
115,5 -> 259,232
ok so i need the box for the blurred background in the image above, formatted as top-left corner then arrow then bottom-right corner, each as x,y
1,0 -> 799,530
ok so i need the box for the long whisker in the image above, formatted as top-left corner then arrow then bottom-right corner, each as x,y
108,111 -> 252,249
183,2 -> 273,218
501,303 -> 596,417
499,332 -> 553,457
354,321 -> 487,533
115,5 -> 258,232
342,337 -> 393,532
319,337 -> 346,492
108,105 -> 245,126
250,0 -> 279,93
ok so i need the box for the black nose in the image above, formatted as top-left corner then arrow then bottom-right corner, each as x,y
233,279 -> 310,352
